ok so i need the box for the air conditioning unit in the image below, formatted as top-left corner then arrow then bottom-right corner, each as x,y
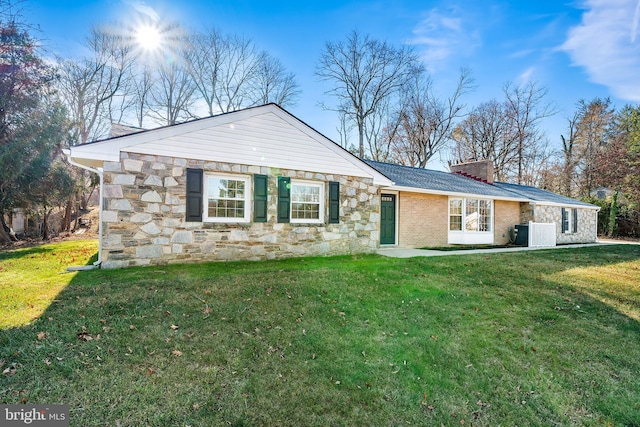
514,224 -> 529,246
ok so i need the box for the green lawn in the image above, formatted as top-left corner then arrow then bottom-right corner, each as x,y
1,241 -> 639,426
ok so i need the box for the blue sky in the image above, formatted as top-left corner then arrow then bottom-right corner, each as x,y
28,0 -> 640,168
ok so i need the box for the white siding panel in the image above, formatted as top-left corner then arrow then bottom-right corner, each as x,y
68,105 -> 394,185
128,112 -> 369,177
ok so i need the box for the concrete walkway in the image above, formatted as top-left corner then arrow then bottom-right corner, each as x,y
376,240 -> 635,259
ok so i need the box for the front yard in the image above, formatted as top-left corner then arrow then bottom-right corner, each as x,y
1,241 -> 639,426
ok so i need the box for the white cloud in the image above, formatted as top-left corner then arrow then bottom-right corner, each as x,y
517,66 -> 535,84
409,7 -> 481,71
562,0 -> 640,101
122,0 -> 160,22
633,0 -> 640,42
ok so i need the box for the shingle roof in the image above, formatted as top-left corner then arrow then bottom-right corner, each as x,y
365,160 -> 597,208
493,182 -> 596,208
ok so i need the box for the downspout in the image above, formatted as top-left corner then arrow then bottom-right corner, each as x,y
63,149 -> 104,267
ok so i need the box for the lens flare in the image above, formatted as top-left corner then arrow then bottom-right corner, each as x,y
135,24 -> 162,51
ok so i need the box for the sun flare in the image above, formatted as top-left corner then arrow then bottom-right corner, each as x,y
135,24 -> 162,51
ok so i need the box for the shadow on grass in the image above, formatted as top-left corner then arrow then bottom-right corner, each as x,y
0,244 -> 56,261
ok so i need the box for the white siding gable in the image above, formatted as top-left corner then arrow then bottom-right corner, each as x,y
69,105 -> 393,186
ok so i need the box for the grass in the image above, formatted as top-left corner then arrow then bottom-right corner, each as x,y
1,241 -> 639,426
0,240 -> 98,329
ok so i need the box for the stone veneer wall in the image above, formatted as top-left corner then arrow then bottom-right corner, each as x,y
521,204 -> 598,244
100,152 -> 381,268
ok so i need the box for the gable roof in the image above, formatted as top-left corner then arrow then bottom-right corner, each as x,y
366,160 -> 598,209
66,104 -> 393,186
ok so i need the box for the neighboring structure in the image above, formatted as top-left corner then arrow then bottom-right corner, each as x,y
367,159 -> 599,248
65,104 -> 599,268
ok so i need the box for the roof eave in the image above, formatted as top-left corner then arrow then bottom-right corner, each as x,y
529,201 -> 600,210
385,185 -> 530,202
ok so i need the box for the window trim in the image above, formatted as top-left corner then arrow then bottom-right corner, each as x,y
290,179 -> 325,224
203,173 -> 251,223
562,207 -> 578,234
449,198 -> 463,231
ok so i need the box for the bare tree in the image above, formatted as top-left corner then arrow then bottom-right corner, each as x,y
252,52 -> 299,107
186,28 -> 299,114
364,97 -> 395,162
503,81 -> 556,184
129,64 -> 155,128
316,30 -> 421,158
56,25 -> 133,144
451,100 -> 515,181
335,111 -> 355,152
148,36 -> 196,125
186,28 -> 260,114
392,68 -> 473,168
559,112 -> 580,196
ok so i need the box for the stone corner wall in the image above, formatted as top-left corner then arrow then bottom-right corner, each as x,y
530,205 -> 597,244
100,152 -> 381,268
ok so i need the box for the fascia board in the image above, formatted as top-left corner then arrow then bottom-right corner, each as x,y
387,185 -> 531,202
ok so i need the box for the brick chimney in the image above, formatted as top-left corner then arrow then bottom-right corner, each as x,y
449,159 -> 494,184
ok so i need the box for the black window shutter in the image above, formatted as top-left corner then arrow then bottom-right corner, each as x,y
186,168 -> 203,222
561,208 -> 568,233
572,208 -> 578,233
329,181 -> 340,224
254,174 -> 268,223
277,177 -> 291,223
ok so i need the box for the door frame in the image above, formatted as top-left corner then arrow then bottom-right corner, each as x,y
380,191 -> 399,245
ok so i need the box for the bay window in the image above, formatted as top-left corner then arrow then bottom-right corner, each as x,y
449,198 -> 493,243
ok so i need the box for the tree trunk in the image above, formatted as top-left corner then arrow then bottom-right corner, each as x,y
0,211 -> 18,243
62,197 -> 73,231
608,191 -> 618,238
358,120 -> 365,158
41,208 -> 50,240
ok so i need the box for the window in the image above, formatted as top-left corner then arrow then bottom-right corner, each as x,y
290,181 -> 324,223
204,174 -> 251,222
449,198 -> 492,232
465,199 -> 479,231
449,199 -> 462,231
479,200 -> 492,232
562,208 -> 578,234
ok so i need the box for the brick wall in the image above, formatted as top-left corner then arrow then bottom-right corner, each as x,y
494,200 -> 521,245
398,192 -> 448,247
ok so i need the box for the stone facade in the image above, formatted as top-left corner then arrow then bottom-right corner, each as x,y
524,204 -> 598,244
100,152 -> 381,268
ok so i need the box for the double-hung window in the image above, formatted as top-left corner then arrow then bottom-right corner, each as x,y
449,199 -> 463,231
562,208 -> 578,234
290,181 -> 324,223
204,174 -> 251,222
